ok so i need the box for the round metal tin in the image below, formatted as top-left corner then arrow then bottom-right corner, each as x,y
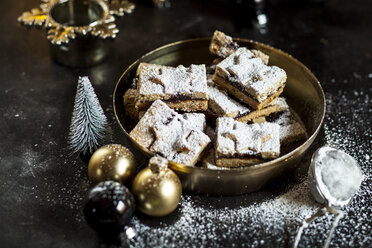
113,38 -> 326,195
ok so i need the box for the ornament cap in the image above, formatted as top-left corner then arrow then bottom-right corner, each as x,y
149,156 -> 168,174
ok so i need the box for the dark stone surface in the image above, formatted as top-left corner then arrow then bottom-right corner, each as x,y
0,0 -> 371,247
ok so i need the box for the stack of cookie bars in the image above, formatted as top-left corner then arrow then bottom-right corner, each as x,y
124,31 -> 307,169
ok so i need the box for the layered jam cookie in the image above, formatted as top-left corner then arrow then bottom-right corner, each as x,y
213,48 -> 287,110
129,100 -> 211,166
207,85 -> 284,122
209,30 -> 240,58
135,63 -> 208,112
215,117 -> 280,167
266,98 -> 308,150
209,30 -> 269,64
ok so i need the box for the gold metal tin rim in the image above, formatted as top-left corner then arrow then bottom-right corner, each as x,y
113,37 -> 326,195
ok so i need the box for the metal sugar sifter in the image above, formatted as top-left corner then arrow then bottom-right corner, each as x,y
293,146 -> 363,248
18,0 -> 135,67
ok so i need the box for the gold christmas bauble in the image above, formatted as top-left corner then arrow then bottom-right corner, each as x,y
88,144 -> 137,186
132,156 -> 182,217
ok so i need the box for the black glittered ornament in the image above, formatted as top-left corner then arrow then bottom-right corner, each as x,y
83,181 -> 135,237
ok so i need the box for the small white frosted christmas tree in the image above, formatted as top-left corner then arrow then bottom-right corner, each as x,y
68,76 -> 109,155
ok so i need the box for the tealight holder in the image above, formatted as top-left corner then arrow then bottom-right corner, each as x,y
18,0 -> 135,67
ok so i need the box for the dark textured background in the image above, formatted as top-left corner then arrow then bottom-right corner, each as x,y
0,0 -> 371,247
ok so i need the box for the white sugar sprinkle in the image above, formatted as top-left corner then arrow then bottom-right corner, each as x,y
121,87 -> 371,248
127,179 -> 320,248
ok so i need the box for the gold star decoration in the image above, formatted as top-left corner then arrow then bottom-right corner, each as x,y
18,0 -> 135,44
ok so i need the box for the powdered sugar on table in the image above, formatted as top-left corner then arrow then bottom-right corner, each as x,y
121,88 -> 371,248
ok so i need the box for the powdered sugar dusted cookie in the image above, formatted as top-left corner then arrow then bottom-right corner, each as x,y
275,97 -> 291,112
266,100 -> 308,148
170,129 -> 211,166
129,100 -> 210,166
209,30 -> 269,64
209,30 -> 240,58
213,48 -> 287,110
130,100 -> 177,149
135,63 -> 208,112
215,117 -> 280,167
207,85 -> 282,122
